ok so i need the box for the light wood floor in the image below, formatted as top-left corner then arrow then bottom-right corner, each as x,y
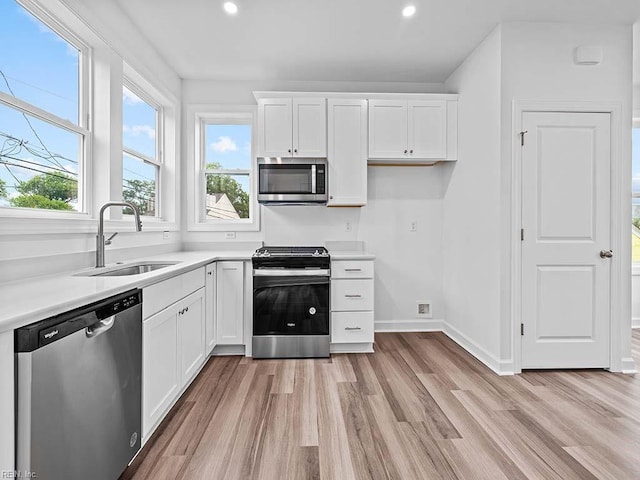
121,330 -> 640,480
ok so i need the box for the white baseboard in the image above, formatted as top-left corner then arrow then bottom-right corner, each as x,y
632,318 -> 640,329
620,357 -> 638,374
331,343 -> 374,354
442,322 -> 514,376
374,319 -> 444,332
373,319 -> 513,375
211,344 -> 245,356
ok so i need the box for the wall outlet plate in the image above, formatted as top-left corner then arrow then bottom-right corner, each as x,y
225,232 -> 236,240
417,301 -> 432,318
162,231 -> 170,240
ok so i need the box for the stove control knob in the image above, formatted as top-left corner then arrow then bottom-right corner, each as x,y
313,250 -> 320,256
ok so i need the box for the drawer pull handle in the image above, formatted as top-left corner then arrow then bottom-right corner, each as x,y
345,326 -> 362,331
344,268 -> 362,272
345,294 -> 362,298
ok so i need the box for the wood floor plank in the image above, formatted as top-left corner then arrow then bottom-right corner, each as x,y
122,331 -> 640,480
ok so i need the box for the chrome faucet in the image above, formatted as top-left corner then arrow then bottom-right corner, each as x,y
96,201 -> 142,268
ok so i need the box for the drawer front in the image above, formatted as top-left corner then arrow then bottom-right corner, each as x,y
331,279 -> 373,311
143,268 -> 205,318
331,312 -> 374,343
331,260 -> 373,279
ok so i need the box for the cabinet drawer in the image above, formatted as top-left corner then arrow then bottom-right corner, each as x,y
143,268 -> 205,319
331,312 -> 374,343
331,279 -> 373,311
331,260 -> 374,279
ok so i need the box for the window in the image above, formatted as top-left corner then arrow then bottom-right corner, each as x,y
632,121 -> 640,262
186,107 -> 258,231
122,83 -> 160,217
204,124 -> 251,220
0,0 -> 88,213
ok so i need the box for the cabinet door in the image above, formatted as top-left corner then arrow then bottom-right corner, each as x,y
327,99 -> 367,206
368,100 -> 408,159
179,289 -> 205,385
258,98 -> 293,156
216,261 -> 244,345
205,263 -> 216,355
143,306 -> 179,438
408,100 -> 447,159
293,98 -> 327,157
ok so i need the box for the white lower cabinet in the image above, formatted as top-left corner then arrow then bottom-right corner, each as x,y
330,259 -> 375,350
216,261 -> 244,345
205,263 -> 217,355
143,304 -> 180,437
142,268 -> 206,440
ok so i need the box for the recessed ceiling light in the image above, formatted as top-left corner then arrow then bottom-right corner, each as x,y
402,5 -> 416,17
223,1 -> 238,15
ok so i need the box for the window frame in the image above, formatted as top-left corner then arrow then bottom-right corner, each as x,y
632,117 -> 640,265
186,105 -> 259,231
0,0 -> 91,219
121,78 -> 163,219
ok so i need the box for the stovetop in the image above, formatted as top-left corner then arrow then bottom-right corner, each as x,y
252,246 -> 330,269
253,246 -> 329,258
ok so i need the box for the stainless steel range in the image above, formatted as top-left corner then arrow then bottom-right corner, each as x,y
252,246 -> 330,358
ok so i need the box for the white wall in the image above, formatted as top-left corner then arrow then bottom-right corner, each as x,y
443,22 -> 633,373
182,79 -> 448,327
443,27 -> 503,366
500,22 -> 633,370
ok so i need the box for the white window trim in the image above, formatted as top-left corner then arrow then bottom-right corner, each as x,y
122,63 -> 178,229
0,0 -> 91,221
122,78 -> 163,219
186,105 -> 260,232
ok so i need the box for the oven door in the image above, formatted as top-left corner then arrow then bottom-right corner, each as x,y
253,274 -> 329,336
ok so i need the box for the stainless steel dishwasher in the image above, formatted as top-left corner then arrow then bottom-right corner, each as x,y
15,289 -> 142,480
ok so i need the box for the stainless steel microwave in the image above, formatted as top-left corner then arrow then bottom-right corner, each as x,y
257,157 -> 328,204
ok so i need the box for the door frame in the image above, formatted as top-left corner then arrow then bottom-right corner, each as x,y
511,100 -> 631,373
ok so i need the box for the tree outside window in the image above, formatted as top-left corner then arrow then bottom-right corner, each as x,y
204,124 -> 252,220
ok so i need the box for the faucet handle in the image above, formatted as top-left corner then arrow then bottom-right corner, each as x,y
105,232 -> 118,245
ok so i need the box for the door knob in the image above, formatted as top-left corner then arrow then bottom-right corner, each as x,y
599,250 -> 613,258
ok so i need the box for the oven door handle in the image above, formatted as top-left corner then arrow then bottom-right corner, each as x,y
253,269 -> 330,277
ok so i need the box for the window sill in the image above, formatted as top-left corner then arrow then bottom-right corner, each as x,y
187,218 -> 260,232
0,211 -> 178,235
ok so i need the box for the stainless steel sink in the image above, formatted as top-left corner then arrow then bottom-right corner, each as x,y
79,262 -> 179,277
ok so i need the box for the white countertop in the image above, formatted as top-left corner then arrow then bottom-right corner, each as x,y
0,247 -> 375,334
329,251 -> 376,261
0,250 -> 252,333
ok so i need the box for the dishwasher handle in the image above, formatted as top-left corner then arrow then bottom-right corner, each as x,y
86,316 -> 116,338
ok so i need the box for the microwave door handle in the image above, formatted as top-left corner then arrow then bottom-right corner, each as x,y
311,165 -> 316,194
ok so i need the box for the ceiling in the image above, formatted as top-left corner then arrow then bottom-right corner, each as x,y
114,0 -> 640,84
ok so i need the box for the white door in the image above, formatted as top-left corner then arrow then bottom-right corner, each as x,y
258,98 -> 293,156
293,98 -> 327,157
408,100 -> 447,159
327,99 -> 367,206
368,100 -> 408,159
521,111 -> 611,369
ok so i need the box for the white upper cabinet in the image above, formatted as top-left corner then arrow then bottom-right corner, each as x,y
368,98 -> 457,164
327,99 -> 368,207
258,97 -> 327,157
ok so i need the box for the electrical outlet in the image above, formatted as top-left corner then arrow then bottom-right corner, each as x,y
224,232 -> 236,240
410,220 -> 418,232
417,301 -> 432,318
162,231 -> 170,240
346,221 -> 352,232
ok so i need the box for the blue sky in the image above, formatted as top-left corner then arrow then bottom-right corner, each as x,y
0,0 -> 157,209
205,124 -> 252,192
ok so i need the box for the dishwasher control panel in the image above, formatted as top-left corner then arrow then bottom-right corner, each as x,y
15,289 -> 141,352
